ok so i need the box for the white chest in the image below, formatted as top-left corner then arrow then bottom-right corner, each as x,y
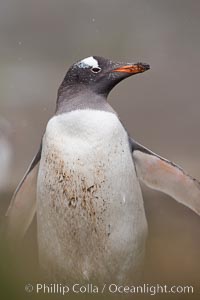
37,110 -> 147,282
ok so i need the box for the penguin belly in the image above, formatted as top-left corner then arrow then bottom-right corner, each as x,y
37,110 -> 148,283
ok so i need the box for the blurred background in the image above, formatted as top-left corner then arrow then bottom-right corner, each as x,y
0,0 -> 200,299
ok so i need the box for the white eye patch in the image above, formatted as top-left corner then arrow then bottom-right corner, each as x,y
75,56 -> 99,69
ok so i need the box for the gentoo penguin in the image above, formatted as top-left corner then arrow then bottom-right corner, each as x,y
6,56 -> 200,283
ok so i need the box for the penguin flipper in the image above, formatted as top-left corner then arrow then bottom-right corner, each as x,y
130,138 -> 200,216
5,144 -> 42,240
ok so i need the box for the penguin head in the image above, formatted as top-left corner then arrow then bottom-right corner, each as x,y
59,56 -> 150,97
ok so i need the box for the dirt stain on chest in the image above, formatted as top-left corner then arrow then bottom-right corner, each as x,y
43,150 -> 110,246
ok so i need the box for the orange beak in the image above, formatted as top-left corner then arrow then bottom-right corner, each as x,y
112,63 -> 150,74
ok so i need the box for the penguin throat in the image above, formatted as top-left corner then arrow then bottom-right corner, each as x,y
55,88 -> 112,115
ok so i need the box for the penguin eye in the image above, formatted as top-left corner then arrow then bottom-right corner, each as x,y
91,67 -> 101,73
